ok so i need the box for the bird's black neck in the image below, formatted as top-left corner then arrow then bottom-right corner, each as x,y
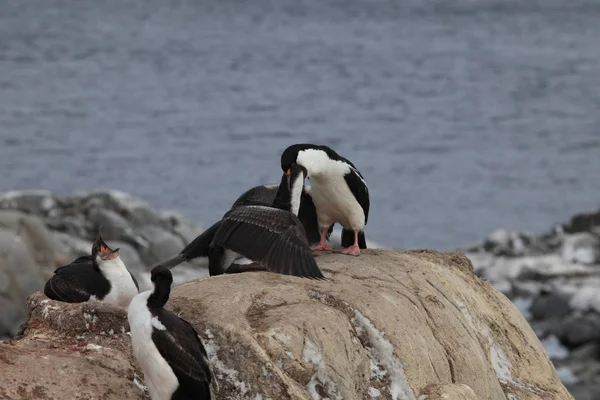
147,278 -> 171,309
272,174 -> 292,211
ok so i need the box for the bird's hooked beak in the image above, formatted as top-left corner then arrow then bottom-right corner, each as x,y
92,227 -> 120,261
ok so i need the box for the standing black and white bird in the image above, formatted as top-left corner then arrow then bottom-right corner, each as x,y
280,144 -> 370,256
44,228 -> 139,307
152,164 -> 325,279
128,266 -> 213,400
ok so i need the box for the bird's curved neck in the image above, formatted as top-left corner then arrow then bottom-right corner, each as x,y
272,173 -> 304,216
147,279 -> 171,308
272,174 -> 291,211
288,174 -> 304,216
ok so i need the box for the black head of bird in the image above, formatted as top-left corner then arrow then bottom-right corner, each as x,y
280,143 -> 316,175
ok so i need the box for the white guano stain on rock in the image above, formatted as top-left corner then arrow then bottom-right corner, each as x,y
302,338 -> 343,400
368,387 -> 382,398
83,312 -> 99,329
490,345 -> 513,384
351,310 -> 416,400
203,329 -> 252,397
41,304 -> 59,318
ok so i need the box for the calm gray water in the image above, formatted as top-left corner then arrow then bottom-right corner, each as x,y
1,0 -> 599,250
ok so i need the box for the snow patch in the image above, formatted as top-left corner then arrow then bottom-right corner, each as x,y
302,338 -> 343,400
202,329 -> 251,396
512,297 -> 533,320
351,310 -> 415,400
540,335 -> 569,360
556,366 -> 579,386
368,387 -> 382,398
569,285 -> 600,313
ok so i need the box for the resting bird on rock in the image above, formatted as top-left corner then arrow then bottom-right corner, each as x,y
128,266 -> 213,400
280,143 -> 370,256
44,228 -> 139,308
153,164 -> 325,279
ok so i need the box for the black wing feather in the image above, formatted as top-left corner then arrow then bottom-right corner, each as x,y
150,308 -> 212,399
44,259 -> 110,303
212,206 -> 324,279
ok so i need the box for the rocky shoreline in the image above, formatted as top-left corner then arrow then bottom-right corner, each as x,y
0,189 -> 598,399
463,208 -> 600,400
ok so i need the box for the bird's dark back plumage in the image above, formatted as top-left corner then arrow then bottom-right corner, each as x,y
44,258 -> 110,303
232,184 -> 278,208
149,307 -> 213,400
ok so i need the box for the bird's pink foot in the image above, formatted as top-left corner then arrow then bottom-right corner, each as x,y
311,242 -> 334,251
341,245 -> 360,256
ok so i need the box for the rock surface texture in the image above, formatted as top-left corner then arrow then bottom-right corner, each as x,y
0,250 -> 572,400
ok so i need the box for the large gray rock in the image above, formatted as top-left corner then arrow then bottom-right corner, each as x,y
0,228 -> 45,338
0,210 -> 68,270
556,313 -> 600,349
160,211 -> 205,245
52,231 -> 93,259
86,208 -> 134,241
529,291 -> 573,321
137,225 -> 185,265
561,233 -> 600,265
45,213 -> 89,238
0,295 -> 23,338
0,250 -> 574,400
0,190 -> 56,216
0,228 -> 45,296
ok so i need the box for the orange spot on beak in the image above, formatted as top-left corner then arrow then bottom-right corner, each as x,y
285,169 -> 291,176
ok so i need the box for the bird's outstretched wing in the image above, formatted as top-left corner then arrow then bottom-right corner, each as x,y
212,205 -> 325,279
